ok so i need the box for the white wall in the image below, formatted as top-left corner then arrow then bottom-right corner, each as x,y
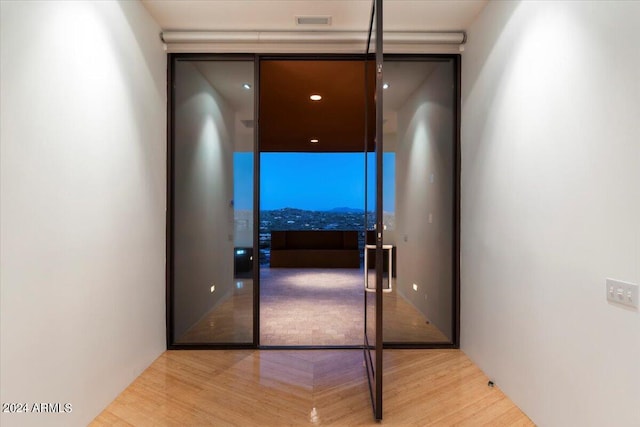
0,1 -> 166,426
173,61 -> 235,339
461,1 -> 640,426
396,62 -> 455,340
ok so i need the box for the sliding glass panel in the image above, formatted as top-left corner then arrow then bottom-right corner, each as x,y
171,58 -> 255,345
382,59 -> 456,345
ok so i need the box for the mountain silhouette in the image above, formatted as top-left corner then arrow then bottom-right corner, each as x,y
327,207 -> 364,213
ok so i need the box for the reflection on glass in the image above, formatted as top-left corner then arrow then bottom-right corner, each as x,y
172,59 -> 254,344
382,59 -> 455,344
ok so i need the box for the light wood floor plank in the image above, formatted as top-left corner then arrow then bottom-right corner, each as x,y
92,349 -> 534,426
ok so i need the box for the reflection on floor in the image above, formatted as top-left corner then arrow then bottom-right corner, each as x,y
93,349 -> 534,426
177,268 -> 447,345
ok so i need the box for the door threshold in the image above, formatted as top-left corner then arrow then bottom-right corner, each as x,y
258,345 -> 364,350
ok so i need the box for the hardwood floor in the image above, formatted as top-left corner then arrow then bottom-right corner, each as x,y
92,349 -> 533,426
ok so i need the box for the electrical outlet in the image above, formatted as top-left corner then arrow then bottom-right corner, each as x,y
606,278 -> 638,308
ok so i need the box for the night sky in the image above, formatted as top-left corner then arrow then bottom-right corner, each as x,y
234,153 -> 395,212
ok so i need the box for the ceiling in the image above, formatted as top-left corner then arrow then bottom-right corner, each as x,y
161,1 -> 485,152
259,60 -> 375,152
142,1 -> 487,33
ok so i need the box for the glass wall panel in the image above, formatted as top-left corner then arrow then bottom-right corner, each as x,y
382,59 -> 456,344
172,59 -> 254,344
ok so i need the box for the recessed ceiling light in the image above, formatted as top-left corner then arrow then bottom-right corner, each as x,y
310,94 -> 322,101
382,83 -> 390,90
242,83 -> 251,90
310,139 -> 319,144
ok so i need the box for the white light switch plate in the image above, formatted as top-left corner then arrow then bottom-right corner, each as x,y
606,278 -> 638,308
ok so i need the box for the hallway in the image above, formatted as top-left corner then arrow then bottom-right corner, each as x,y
92,349 -> 533,426
3,2 -> 639,426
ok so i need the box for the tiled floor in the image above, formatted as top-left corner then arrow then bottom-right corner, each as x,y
260,268 -> 364,345
177,268 -> 448,345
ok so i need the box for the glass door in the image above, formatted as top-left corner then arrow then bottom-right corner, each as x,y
364,0 -> 384,420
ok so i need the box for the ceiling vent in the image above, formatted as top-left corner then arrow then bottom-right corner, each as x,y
240,119 -> 254,129
296,16 -> 332,26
